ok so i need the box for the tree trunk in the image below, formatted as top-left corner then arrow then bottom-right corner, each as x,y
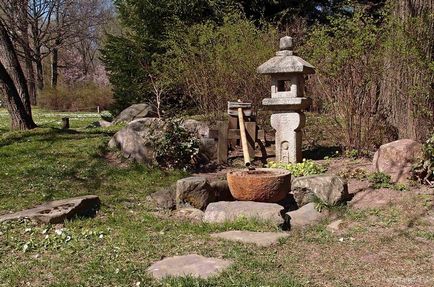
25,56 -> 37,106
51,48 -> 58,88
0,62 -> 37,130
19,0 -> 37,106
381,0 -> 434,140
0,21 -> 32,115
51,37 -> 61,88
35,47 -> 44,92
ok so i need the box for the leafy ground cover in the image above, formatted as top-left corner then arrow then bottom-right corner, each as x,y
0,110 -> 433,287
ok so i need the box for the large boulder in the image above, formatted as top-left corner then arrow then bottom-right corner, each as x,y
108,118 -> 165,163
291,175 -> 349,207
108,118 -> 216,164
113,103 -> 157,124
176,177 -> 215,210
373,139 -> 423,183
203,201 -> 285,226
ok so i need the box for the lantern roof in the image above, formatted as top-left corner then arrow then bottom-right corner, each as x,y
257,36 -> 315,75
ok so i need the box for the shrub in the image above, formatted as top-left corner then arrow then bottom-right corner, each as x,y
39,83 -> 113,112
151,119 -> 200,170
158,14 -> 277,113
301,9 -> 387,152
412,134 -> 434,186
267,159 -> 327,177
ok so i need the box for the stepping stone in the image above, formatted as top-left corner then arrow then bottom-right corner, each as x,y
203,201 -> 285,226
0,195 -> 100,224
147,254 -> 232,280
286,202 -> 327,228
327,219 -> 343,233
211,231 -> 289,247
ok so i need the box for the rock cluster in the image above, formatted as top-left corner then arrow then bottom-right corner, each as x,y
108,114 -> 216,165
147,174 -> 350,229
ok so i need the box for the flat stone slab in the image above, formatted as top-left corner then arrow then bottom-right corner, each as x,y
286,202 -> 327,228
211,231 -> 289,247
203,201 -> 285,226
147,254 -> 232,279
0,195 -> 100,224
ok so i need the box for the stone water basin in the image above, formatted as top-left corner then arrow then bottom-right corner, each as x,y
227,168 -> 291,203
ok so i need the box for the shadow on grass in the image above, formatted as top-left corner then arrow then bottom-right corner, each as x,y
0,127 -> 116,148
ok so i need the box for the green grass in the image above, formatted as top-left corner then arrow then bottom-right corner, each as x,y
1,109 -> 433,287
0,110 -> 306,287
0,108 -> 105,132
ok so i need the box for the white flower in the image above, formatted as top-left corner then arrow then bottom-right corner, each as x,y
25,228 -> 32,233
339,237 -> 344,242
55,229 -> 63,236
23,243 -> 29,252
135,282 -> 141,287
99,234 -> 104,239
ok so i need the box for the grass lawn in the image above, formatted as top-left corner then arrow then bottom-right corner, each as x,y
0,109 -> 433,287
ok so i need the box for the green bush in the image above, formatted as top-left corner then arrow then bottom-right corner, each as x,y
101,0 -> 231,115
151,119 -> 200,170
412,134 -> 434,186
158,14 -> 277,113
267,159 -> 327,177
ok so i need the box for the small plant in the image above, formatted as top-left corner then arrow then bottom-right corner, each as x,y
393,182 -> 408,191
100,111 -> 113,122
152,119 -> 200,170
368,172 -> 393,189
267,159 -> 327,177
311,195 -> 331,212
412,134 -> 434,186
337,167 -> 368,180
368,172 -> 408,191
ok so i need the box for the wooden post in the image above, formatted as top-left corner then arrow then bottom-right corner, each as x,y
237,107 -> 250,166
228,116 -> 238,148
217,121 -> 228,164
245,122 -> 257,160
62,117 -> 69,129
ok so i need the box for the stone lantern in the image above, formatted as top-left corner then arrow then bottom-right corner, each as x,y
257,36 -> 315,163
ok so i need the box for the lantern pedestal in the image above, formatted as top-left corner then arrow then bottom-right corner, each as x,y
257,36 -> 315,164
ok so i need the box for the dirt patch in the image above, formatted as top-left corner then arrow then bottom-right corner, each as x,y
349,187 -> 404,209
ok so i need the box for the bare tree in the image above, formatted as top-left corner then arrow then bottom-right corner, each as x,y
50,0 -> 111,87
0,0 -> 112,104
0,20 -> 36,130
149,74 -> 169,118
